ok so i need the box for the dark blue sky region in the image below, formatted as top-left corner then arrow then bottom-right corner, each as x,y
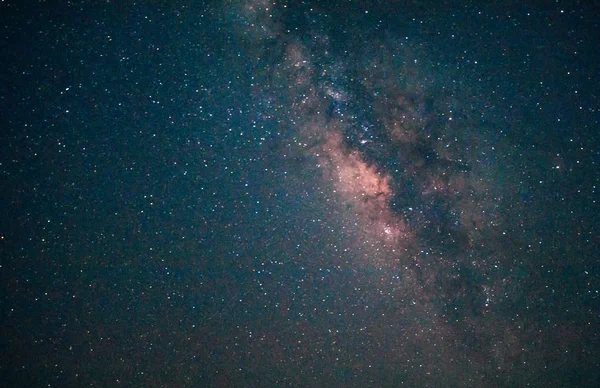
1,1 -> 599,387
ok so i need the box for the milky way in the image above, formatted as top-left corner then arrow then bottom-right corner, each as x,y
227,0 -> 536,384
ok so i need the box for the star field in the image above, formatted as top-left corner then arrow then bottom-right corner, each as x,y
1,1 -> 599,387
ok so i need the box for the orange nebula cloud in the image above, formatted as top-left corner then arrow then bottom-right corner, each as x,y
317,130 -> 414,249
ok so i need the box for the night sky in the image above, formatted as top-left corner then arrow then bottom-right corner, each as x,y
1,1 -> 599,387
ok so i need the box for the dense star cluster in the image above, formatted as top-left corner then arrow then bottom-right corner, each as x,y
1,0 -> 599,387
